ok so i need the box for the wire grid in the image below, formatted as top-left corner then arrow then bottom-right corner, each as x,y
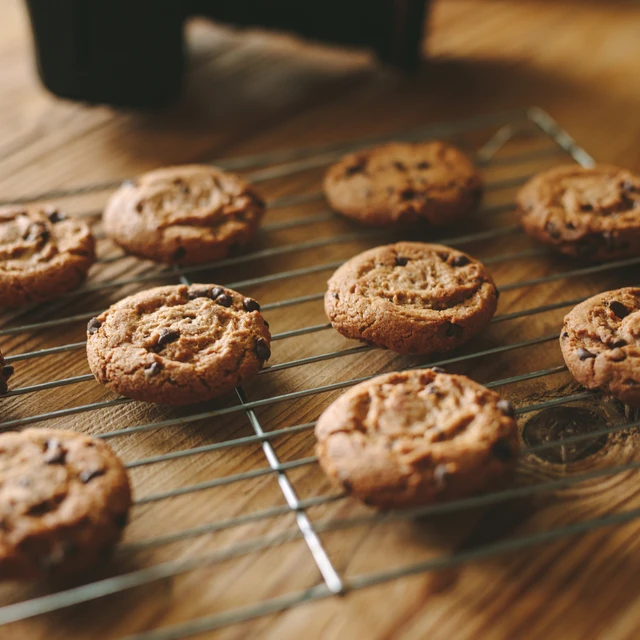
1,107 -> 639,639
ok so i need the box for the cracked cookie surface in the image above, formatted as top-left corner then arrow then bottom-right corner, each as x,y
103,165 -> 265,265
323,141 -> 483,227
315,369 -> 519,509
0,428 -> 131,580
517,164 -> 640,260
0,347 -> 13,395
561,287 -> 640,406
87,284 -> 271,405
0,205 -> 96,306
325,242 -> 498,355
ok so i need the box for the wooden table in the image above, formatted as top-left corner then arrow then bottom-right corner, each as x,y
1,1 -> 640,638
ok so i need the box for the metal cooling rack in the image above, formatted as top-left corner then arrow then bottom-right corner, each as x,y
1,107 -> 639,639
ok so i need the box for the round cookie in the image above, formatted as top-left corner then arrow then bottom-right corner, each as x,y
0,205 -> 96,306
103,164 -> 265,265
325,242 -> 498,355
315,369 -> 519,509
517,164 -> 640,260
560,287 -> 640,406
0,347 -> 13,395
323,141 -> 483,227
87,283 -> 271,405
0,428 -> 131,580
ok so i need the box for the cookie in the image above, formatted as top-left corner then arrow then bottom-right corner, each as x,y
323,141 -> 483,227
325,242 -> 498,355
517,164 -> 640,260
87,283 -> 271,405
103,164 -> 265,265
315,369 -> 519,509
0,428 -> 131,580
0,205 -> 96,306
560,287 -> 640,406
0,348 -> 13,395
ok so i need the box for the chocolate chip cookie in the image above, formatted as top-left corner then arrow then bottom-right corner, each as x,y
87,284 -> 271,405
517,164 -> 640,260
561,288 -> 640,406
103,165 -> 265,265
325,242 -> 498,355
315,369 -> 519,509
0,428 -> 131,580
0,205 -> 96,306
0,347 -> 13,395
323,141 -> 483,227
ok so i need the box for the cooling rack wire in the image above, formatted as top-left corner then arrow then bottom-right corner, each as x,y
1,107 -> 639,639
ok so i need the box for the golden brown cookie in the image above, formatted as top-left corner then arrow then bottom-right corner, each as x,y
560,287 -> 640,406
0,428 -> 131,580
86,283 -> 271,405
517,164 -> 640,260
323,141 -> 483,227
103,165 -> 265,265
0,347 -> 13,395
0,206 -> 96,306
325,242 -> 498,355
315,369 -> 519,509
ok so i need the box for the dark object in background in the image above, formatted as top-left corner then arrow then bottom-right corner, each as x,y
25,0 -> 430,109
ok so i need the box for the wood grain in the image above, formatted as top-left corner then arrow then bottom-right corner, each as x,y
1,0 -> 640,638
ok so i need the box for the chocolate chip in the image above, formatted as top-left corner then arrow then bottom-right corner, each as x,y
345,159 -> 367,176
577,347 -> 597,360
135,201 -> 144,213
491,439 -> 514,462
445,323 -> 464,338
437,252 -> 450,262
609,301 -> 630,319
216,293 -> 233,307
565,221 -> 576,230
79,468 -> 106,484
417,161 -> 431,170
263,320 -> 270,328
395,256 -> 409,266
332,292 -> 340,300
497,399 -> 516,418
211,286 -> 224,299
172,246 -> 186,261
393,161 -> 406,171
433,464 -> 449,488
255,337 -> 271,361
25,224 -> 49,243
545,221 -> 561,240
400,188 -> 417,201
622,179 -> 637,193
2,364 -> 14,379
87,317 -> 102,334
155,328 -> 180,350
47,210 -> 66,223
243,298 -> 260,312
561,331 -> 569,339
580,203 -> 593,212
451,254 -> 469,267
43,439 -> 66,465
431,366 -> 446,374
188,288 -> 211,299
144,362 -> 162,377
611,339 -> 627,349
27,499 -> 58,517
